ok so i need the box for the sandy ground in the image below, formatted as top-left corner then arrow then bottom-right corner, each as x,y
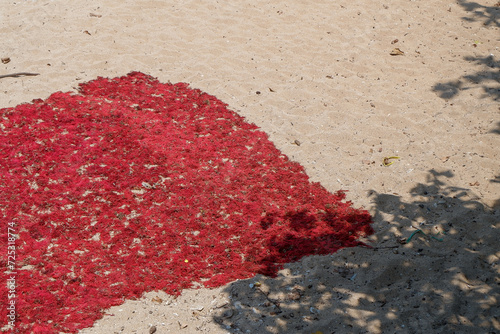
1,0 -> 499,333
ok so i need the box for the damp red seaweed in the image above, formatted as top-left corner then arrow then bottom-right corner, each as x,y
0,72 -> 373,333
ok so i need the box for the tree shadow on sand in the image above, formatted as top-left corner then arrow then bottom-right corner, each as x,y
432,55 -> 499,101
457,0 -> 500,28
491,121 -> 500,135
213,169 -> 500,333
432,1 -> 500,101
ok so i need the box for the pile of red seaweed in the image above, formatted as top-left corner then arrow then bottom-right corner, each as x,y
0,72 -> 372,333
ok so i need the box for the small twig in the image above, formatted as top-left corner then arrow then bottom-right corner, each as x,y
257,288 -> 282,313
406,229 -> 444,243
373,245 -> 400,250
0,72 -> 40,79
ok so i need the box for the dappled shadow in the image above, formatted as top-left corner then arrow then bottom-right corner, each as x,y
491,121 -> 500,135
432,55 -> 500,101
490,123 -> 500,208
457,0 -> 500,27
213,169 -> 500,333
432,1 -> 499,101
491,177 -> 500,208
253,208 -> 372,277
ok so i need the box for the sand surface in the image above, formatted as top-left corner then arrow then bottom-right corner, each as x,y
1,0 -> 499,333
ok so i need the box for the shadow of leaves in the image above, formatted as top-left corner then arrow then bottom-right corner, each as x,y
432,55 -> 500,101
213,169 -> 500,333
491,121 -> 500,135
457,0 -> 500,27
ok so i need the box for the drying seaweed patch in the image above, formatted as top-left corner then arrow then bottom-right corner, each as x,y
0,72 -> 372,333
